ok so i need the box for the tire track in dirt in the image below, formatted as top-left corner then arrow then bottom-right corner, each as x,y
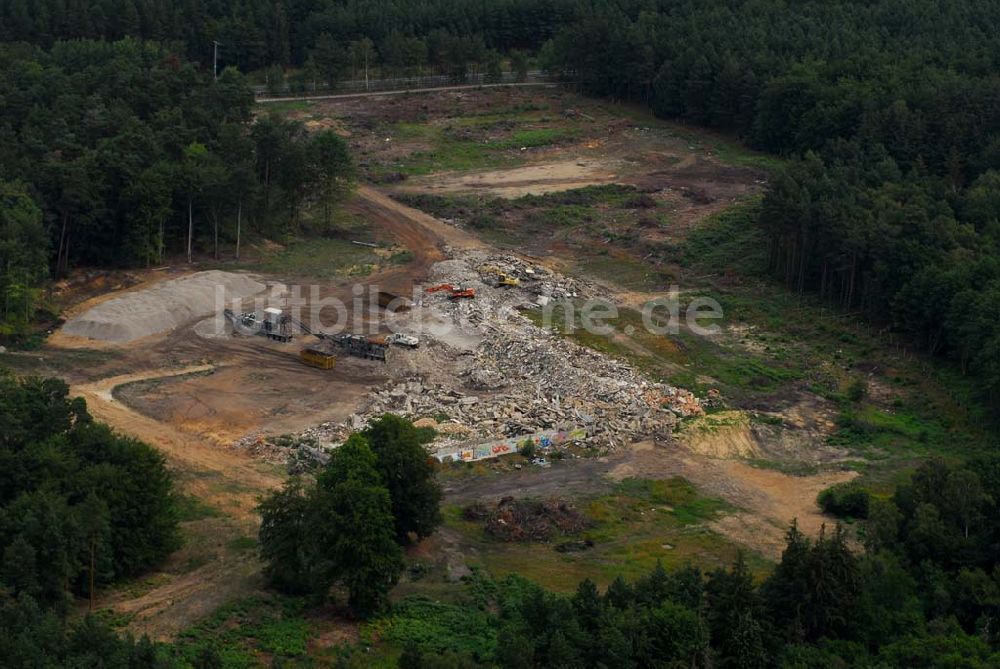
73,365 -> 283,516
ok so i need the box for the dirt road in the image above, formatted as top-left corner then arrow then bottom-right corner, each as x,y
256,81 -> 559,104
73,365 -> 284,517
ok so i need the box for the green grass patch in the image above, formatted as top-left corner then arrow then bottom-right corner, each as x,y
496,127 -> 576,150
363,597 -> 496,661
680,199 -> 768,274
828,403 -> 954,466
379,122 -> 575,177
253,237 -> 378,279
527,203 -> 595,227
175,494 -> 223,522
574,253 -> 672,291
175,595 -> 312,667
524,300 -> 800,398
708,140 -> 784,171
388,249 -> 415,265
515,184 -> 639,208
226,536 -> 258,552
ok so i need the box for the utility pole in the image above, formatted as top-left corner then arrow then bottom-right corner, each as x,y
213,40 -> 221,79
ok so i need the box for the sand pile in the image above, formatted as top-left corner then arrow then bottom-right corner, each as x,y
63,271 -> 266,343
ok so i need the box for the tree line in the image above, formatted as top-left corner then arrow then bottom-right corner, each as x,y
0,38 -> 353,338
539,0 -> 1000,411
0,0 -> 569,74
0,370 -> 181,666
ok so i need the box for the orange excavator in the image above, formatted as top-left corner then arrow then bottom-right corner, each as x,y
427,283 -> 475,300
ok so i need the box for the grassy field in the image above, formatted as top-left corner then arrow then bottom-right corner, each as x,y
218,199 -> 387,280
369,117 -> 577,179
442,477 -> 765,592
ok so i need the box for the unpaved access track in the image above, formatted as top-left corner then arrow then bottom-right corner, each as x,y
72,186 -> 459,638
72,365 -> 283,518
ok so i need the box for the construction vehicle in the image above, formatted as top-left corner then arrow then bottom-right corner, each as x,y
426,282 -> 475,300
299,347 -> 336,369
369,332 -> 420,348
493,272 -> 520,287
481,267 -> 520,287
387,332 -> 419,348
327,333 -> 388,362
224,307 -> 294,342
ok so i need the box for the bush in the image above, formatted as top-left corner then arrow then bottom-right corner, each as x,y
818,482 -> 870,519
846,378 -> 868,402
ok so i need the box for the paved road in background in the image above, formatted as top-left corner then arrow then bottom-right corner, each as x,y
256,80 -> 560,104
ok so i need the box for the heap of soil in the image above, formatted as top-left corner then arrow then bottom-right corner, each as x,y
62,270 -> 265,343
464,496 -> 591,542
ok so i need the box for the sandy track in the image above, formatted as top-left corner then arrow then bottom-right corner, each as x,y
394,159 -> 621,198
355,185 -> 484,254
72,365 -> 284,517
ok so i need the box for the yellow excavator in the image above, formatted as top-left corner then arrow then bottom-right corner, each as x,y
481,266 -> 520,287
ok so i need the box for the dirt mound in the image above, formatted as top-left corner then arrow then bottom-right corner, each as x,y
62,271 -> 266,343
680,411 -> 760,459
465,496 -> 591,542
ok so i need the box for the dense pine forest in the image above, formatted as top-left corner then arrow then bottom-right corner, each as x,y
539,0 -> 1000,408
0,371 -> 181,665
0,39 -> 353,336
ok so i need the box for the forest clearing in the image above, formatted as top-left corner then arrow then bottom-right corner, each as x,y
1,86 -> 976,654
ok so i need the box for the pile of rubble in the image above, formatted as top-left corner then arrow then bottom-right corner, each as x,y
464,497 -> 591,542
233,425 -> 351,473
236,249 -> 705,465
342,321 -> 701,449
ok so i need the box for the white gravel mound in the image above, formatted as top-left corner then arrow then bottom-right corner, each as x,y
63,270 -> 266,343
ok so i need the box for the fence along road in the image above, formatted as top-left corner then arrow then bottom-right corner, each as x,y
255,71 -> 559,103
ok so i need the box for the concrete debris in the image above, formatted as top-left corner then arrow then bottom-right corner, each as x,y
237,249 -> 704,466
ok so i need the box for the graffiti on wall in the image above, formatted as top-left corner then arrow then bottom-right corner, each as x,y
434,426 -> 587,463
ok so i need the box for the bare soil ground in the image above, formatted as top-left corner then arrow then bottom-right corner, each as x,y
293,88 -> 768,246
399,158 -> 620,198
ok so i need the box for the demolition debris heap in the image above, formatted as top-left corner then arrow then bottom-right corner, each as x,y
240,251 -> 705,463
353,252 -> 701,449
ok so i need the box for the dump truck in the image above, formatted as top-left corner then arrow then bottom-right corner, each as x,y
448,287 -> 475,300
299,348 -> 336,369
